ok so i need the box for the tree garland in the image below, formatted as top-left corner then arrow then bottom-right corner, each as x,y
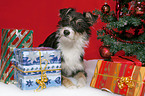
104,28 -> 145,44
94,1 -> 145,63
97,28 -> 145,63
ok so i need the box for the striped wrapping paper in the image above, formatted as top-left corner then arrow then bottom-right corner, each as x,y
0,29 -> 33,84
90,60 -> 145,96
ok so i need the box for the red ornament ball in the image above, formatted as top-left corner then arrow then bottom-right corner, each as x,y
99,45 -> 112,58
101,2 -> 110,14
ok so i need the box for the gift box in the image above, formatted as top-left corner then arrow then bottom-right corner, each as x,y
111,56 -> 142,66
13,47 -> 61,90
0,29 -> 33,84
90,60 -> 145,96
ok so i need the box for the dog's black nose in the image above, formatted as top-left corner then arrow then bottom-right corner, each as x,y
64,30 -> 70,36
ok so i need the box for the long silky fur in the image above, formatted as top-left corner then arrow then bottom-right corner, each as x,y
39,8 -> 97,88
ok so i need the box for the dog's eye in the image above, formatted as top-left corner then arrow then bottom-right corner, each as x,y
77,22 -> 82,27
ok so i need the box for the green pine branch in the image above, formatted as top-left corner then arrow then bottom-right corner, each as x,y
94,0 -> 145,63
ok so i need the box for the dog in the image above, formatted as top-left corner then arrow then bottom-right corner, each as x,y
39,8 -> 97,88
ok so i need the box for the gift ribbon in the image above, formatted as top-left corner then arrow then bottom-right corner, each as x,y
35,51 -> 48,92
12,50 -> 61,91
117,76 -> 134,89
94,73 -> 145,89
118,56 -> 136,65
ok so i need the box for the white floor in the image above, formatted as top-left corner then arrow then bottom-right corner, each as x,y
0,60 -> 121,96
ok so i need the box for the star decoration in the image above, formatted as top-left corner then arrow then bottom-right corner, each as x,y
26,80 -> 33,87
26,51 -> 38,63
15,29 -> 22,39
42,52 -> 53,63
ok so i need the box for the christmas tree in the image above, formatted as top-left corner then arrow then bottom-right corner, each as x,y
93,0 -> 145,63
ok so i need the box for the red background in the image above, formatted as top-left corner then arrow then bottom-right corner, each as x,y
0,0 -> 116,60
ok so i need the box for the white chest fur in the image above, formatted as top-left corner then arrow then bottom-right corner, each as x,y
57,33 -> 88,76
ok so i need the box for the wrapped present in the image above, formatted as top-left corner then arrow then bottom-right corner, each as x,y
90,60 -> 145,96
0,29 -> 33,84
111,56 -> 142,66
13,47 -> 61,90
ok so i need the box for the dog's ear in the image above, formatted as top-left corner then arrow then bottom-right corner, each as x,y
83,12 -> 98,26
59,8 -> 75,18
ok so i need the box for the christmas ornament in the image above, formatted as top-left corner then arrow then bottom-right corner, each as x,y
99,45 -> 112,58
135,1 -> 144,16
101,2 -> 110,14
95,0 -> 145,63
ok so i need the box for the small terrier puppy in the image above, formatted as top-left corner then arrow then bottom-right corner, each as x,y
39,8 -> 97,88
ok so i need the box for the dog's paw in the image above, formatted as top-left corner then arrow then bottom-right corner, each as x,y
67,85 -> 77,89
64,82 -> 77,89
62,76 -> 77,89
77,82 -> 86,88
77,78 -> 86,88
